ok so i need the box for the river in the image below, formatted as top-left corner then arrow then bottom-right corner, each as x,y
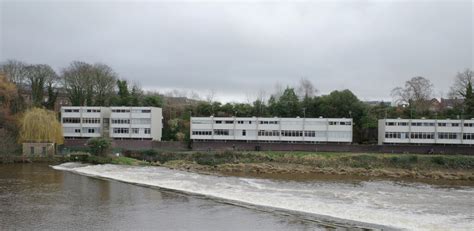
1,163 -> 473,230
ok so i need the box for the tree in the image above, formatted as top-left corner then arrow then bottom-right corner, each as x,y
18,108 -> 63,144
0,74 -> 21,155
296,77 -> 317,100
391,76 -> 433,113
25,64 -> 58,107
464,82 -> 474,118
142,94 -> 164,107
0,60 -> 28,86
274,87 -> 301,117
449,68 -> 473,99
87,137 -> 111,156
62,61 -> 117,106
91,63 -> 117,106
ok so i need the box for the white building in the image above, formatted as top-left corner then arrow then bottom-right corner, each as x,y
378,118 -> 474,145
61,106 -> 163,141
191,117 -> 353,143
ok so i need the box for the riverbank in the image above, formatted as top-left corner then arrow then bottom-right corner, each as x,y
146,151 -> 474,181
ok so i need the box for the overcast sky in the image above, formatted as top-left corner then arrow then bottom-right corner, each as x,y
1,0 -> 473,103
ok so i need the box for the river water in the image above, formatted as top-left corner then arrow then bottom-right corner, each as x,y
1,163 -> 473,230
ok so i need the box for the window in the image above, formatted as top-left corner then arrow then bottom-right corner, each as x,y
237,121 -> 244,124
112,109 -> 130,113
112,119 -> 130,124
30,147 -> 34,155
42,147 -> 46,155
113,128 -> 129,134
82,118 -> 101,124
215,121 -> 222,124
132,128 -> 139,134
464,123 -> 474,127
329,121 -> 338,125
63,118 -> 80,123
214,129 -> 229,135
258,130 -> 280,136
142,109 -> 151,113
74,129 -> 81,133
438,133 -> 457,139
131,118 -> 151,124
86,109 -> 100,113
463,133 -> 474,140
452,123 -> 460,127
304,131 -> 316,137
225,121 -> 234,124
242,130 -> 246,136
144,128 -> 151,134
411,122 -> 422,126
398,122 -> 408,126
192,130 -> 212,135
281,130 -> 303,137
385,132 -> 402,139
438,123 -> 447,127
82,128 -> 97,133
410,132 -> 434,139
386,122 -> 395,126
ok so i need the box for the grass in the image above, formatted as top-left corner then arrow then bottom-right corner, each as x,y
122,149 -> 474,171
83,155 -> 149,166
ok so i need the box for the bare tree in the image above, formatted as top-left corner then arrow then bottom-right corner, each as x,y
25,64 -> 58,107
205,89 -> 216,103
391,76 -> 433,111
272,82 -> 284,99
449,68 -> 473,99
0,60 -> 28,86
92,63 -> 117,106
297,77 -> 317,99
62,61 -> 117,106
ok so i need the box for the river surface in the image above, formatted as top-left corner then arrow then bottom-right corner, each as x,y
1,163 -> 473,230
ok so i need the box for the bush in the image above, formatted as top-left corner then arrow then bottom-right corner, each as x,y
431,156 -> 446,166
87,138 -> 112,156
389,155 -> 418,169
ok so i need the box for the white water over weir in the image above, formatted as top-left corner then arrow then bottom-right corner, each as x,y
53,163 -> 473,231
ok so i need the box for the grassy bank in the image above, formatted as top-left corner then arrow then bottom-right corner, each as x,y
134,150 -> 474,181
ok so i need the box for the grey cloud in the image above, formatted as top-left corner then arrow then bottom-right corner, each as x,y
1,0 -> 472,102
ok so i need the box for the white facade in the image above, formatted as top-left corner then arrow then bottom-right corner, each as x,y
61,106 -> 163,141
378,118 -> 474,145
191,117 -> 353,143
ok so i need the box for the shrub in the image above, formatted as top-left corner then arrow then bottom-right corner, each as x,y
431,156 -> 446,166
87,138 -> 112,156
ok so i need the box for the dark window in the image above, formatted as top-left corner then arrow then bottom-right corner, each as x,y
242,130 -> 246,136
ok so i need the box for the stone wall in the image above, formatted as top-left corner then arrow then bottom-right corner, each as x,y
191,141 -> 474,155
22,143 -> 55,156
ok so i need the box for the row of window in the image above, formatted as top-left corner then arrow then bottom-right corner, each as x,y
112,119 -> 130,124
386,122 -> 474,127
111,118 -> 152,124
113,128 -> 151,134
64,109 -> 101,113
192,131 -> 213,136
385,132 -> 474,140
63,118 -> 81,123
83,118 -> 101,124
64,127 -> 100,134
194,120 -> 351,126
111,109 -> 152,113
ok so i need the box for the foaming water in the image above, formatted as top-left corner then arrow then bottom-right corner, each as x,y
53,163 -> 474,231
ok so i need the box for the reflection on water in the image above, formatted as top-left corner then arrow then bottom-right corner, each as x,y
0,164 -> 328,231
